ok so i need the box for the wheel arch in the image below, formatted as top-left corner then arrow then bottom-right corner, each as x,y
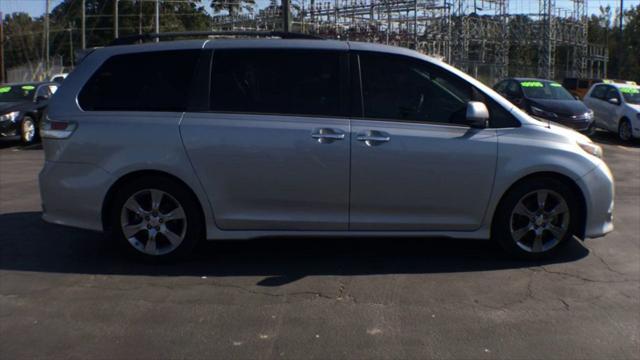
101,169 -> 206,232
491,171 -> 587,239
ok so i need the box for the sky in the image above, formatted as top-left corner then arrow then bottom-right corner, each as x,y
1,0 -> 639,19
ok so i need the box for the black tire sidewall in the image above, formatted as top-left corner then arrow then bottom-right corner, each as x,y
493,177 -> 579,260
109,176 -> 203,262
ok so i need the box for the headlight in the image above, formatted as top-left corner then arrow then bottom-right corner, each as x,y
586,110 -> 594,119
0,111 -> 20,122
531,106 -> 558,118
577,140 -> 603,159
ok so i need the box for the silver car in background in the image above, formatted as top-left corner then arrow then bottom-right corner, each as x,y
39,38 -> 614,261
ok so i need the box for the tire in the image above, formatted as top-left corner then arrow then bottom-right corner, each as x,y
585,122 -> 596,137
618,118 -> 632,142
109,176 -> 204,261
20,116 -> 37,144
493,177 -> 580,260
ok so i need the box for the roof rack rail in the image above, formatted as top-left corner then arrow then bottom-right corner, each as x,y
109,31 -> 323,46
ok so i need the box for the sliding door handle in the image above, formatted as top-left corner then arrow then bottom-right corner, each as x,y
311,129 -> 345,143
356,131 -> 390,146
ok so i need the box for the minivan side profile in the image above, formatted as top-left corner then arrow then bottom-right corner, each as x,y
40,39 -> 614,260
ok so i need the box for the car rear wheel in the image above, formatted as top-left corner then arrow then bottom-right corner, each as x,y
110,176 -> 203,261
493,178 -> 578,260
618,118 -> 632,142
20,116 -> 36,144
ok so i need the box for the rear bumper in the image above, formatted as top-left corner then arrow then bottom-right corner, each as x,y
39,160 -> 113,232
577,162 -> 615,238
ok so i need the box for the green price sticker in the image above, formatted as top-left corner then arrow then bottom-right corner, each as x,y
521,81 -> 544,88
0,86 -> 11,93
620,87 -> 640,94
21,85 -> 35,90
550,83 -> 562,87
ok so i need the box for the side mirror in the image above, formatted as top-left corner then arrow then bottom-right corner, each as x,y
465,101 -> 489,128
608,98 -> 620,105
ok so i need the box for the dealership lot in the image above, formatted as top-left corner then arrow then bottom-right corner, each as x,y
0,134 -> 638,359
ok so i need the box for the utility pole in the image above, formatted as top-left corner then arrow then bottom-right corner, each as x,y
155,0 -> 160,41
619,0 -> 623,77
68,23 -> 74,67
0,12 -> 5,83
282,0 -> 290,32
45,0 -> 50,79
139,0 -> 143,35
114,0 -> 119,39
81,0 -> 86,49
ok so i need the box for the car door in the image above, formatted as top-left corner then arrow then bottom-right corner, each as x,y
603,86 -> 623,131
180,48 -> 351,230
349,52 -> 497,231
585,84 -> 607,127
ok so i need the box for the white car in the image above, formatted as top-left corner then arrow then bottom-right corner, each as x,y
583,82 -> 640,141
49,73 -> 68,84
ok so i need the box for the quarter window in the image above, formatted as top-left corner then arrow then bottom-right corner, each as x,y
78,50 -> 200,111
210,50 -> 342,117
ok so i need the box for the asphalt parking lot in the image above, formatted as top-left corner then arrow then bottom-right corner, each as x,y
0,133 -> 638,359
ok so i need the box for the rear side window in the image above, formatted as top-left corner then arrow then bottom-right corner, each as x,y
210,50 -> 342,117
78,50 -> 200,111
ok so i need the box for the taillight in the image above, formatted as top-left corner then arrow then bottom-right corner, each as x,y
40,117 -> 77,139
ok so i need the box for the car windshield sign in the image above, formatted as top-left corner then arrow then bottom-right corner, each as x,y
520,80 -> 574,100
0,85 -> 36,102
619,87 -> 640,105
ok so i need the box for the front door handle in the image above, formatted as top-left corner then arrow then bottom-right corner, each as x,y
357,131 -> 390,146
311,128 -> 345,143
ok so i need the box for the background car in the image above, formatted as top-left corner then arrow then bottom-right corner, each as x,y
494,77 -> 594,132
583,82 -> 640,141
50,73 -> 69,84
0,82 -> 58,144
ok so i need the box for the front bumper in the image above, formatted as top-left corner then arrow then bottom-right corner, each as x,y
0,119 -> 18,137
39,160 -> 113,232
577,162 -> 615,238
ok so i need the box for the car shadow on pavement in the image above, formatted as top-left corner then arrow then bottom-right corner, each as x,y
0,138 -> 43,150
0,212 -> 589,286
590,130 -> 640,148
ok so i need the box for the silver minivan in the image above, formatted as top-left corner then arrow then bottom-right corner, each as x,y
39,37 -> 614,260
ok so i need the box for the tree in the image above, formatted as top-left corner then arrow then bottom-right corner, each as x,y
210,0 -> 256,16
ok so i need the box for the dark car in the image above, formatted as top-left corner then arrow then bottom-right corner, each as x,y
0,82 -> 59,144
494,78 -> 594,132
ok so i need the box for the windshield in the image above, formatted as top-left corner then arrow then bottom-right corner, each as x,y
520,81 -> 575,100
620,87 -> 640,105
0,85 -> 36,102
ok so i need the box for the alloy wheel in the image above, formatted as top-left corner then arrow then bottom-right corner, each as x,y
120,189 -> 187,256
619,120 -> 632,142
22,118 -> 35,143
509,189 -> 570,253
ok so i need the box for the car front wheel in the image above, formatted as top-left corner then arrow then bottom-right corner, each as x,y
618,118 -> 632,142
110,177 -> 203,261
493,178 -> 579,259
20,116 -> 37,144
